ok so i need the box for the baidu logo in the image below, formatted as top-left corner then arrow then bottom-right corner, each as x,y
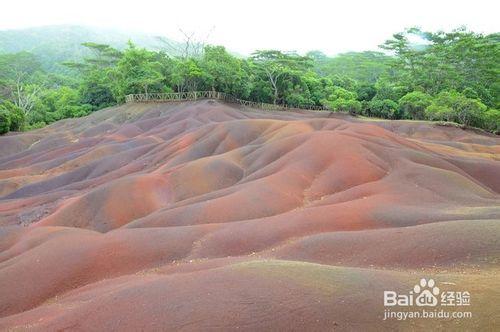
384,278 -> 440,307
382,277 -> 472,321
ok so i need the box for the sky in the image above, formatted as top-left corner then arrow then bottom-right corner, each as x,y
0,0 -> 498,55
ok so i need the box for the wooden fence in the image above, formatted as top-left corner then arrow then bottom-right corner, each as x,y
124,91 -> 330,112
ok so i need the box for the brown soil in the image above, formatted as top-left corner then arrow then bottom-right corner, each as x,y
0,100 -> 499,330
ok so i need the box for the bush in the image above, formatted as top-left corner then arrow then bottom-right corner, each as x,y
324,98 -> 361,114
399,91 -> 432,120
57,104 -> 93,119
8,107 -> 25,131
0,101 -> 25,131
0,109 -> 11,134
425,104 -> 454,122
25,121 -> 47,130
425,91 -> 486,126
482,109 -> 500,134
321,86 -> 361,114
368,99 -> 400,119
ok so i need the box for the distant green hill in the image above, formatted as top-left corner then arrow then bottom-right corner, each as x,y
0,25 -> 181,72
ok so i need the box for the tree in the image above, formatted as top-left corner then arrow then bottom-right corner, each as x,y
373,77 -> 407,102
302,74 -> 335,106
329,74 -> 357,91
482,109 -> 500,133
0,109 -> 11,134
356,83 -> 377,102
322,86 -> 361,114
13,82 -> 43,116
425,104 -> 454,122
79,70 -> 116,109
0,26 -> 497,133
425,90 -> 487,126
368,99 -> 400,119
312,51 -> 392,83
381,27 -> 499,107
380,28 -> 424,90
0,52 -> 45,116
65,43 -> 121,109
113,43 -> 165,98
399,91 -> 432,119
0,101 -> 25,131
34,87 -> 91,122
251,50 -> 311,104
200,46 -> 250,97
170,58 -> 205,92
157,28 -> 212,59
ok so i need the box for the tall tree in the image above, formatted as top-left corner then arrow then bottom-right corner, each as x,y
113,43 -> 165,97
64,43 -> 122,109
0,52 -> 44,115
200,46 -> 250,98
251,50 -> 311,104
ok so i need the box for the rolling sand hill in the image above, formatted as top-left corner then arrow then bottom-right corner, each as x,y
0,100 -> 499,330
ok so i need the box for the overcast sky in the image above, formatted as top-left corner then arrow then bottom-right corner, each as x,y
0,0 -> 498,55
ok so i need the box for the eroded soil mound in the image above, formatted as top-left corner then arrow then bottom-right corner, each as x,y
0,100 -> 499,330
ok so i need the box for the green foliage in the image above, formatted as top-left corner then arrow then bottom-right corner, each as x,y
79,69 -> 116,109
399,91 -> 432,119
327,98 -> 362,114
0,52 -> 42,81
26,86 -> 92,125
25,121 -> 47,130
113,43 -> 164,99
0,101 -> 25,131
322,86 -> 361,114
251,50 -> 312,104
170,58 -> 206,93
0,109 -> 11,134
373,78 -> 407,102
327,86 -> 357,101
356,83 -> 377,102
482,109 -> 500,133
312,51 -> 392,83
200,46 -> 250,98
0,25 -> 182,72
425,90 -> 487,126
0,26 -> 497,133
367,99 -> 400,119
381,27 -> 499,108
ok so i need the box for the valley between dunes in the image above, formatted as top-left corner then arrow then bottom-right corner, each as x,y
0,100 -> 499,330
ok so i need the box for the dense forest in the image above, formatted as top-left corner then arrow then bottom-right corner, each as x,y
0,26 -> 498,134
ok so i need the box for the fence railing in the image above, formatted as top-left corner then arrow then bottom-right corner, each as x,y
124,91 -> 330,112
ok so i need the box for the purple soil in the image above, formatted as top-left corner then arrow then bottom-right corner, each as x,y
0,100 -> 499,330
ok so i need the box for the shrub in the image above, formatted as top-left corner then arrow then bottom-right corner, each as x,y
325,98 -> 362,114
368,99 -> 400,119
0,109 -> 11,134
399,91 -> 432,120
321,86 -> 361,114
0,101 -> 25,131
25,121 -> 47,130
425,91 -> 486,126
482,109 -> 500,134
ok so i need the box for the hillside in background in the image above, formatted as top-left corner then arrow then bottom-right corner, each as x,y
0,26 -> 497,137
0,25 -> 182,71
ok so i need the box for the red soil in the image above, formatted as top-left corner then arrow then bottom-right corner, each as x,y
0,100 -> 499,330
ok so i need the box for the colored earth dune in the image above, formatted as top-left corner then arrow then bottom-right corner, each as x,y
0,100 -> 499,330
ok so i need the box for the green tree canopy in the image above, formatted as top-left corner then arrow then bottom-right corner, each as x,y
399,91 -> 433,120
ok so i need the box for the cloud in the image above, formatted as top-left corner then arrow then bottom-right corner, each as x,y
0,0 -> 498,55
